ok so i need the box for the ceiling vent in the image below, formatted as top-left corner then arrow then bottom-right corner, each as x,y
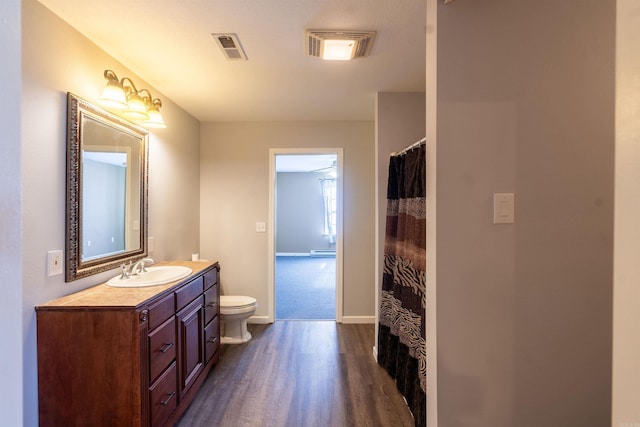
211,33 -> 247,61
305,30 -> 376,60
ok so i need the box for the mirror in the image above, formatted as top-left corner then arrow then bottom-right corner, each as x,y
66,93 -> 148,281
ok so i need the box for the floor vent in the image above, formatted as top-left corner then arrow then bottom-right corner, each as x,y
310,250 -> 336,257
211,33 -> 248,61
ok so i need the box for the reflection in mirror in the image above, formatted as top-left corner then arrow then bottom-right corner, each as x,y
66,93 -> 148,281
81,118 -> 141,260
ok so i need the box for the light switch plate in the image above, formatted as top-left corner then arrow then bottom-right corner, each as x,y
47,250 -> 63,276
493,193 -> 515,224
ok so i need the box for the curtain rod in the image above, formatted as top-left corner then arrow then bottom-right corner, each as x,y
392,137 -> 426,156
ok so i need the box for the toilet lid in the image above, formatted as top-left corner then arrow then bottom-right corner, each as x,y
220,295 -> 257,308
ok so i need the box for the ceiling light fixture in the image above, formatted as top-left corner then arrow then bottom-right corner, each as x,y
322,39 -> 356,61
306,30 -> 376,61
98,70 -> 166,128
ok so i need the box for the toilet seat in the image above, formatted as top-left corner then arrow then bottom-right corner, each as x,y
220,295 -> 256,308
220,295 -> 257,315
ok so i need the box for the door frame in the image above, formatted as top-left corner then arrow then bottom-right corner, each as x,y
268,148 -> 344,323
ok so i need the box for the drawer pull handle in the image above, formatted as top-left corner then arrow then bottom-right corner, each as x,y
207,337 -> 218,344
160,342 -> 174,353
160,392 -> 176,406
206,302 -> 217,308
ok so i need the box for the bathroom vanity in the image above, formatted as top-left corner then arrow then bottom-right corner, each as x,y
36,260 -> 220,427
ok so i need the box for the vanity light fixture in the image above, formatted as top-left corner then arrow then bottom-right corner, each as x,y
306,30 -> 376,61
99,69 -> 166,128
144,98 -> 166,128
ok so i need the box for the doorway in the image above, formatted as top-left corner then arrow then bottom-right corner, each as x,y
268,148 -> 344,322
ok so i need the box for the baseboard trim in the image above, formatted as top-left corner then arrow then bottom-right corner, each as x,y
275,252 -> 309,257
342,316 -> 375,324
248,316 -> 373,324
248,316 -> 271,324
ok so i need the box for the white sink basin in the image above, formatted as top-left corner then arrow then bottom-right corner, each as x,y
106,266 -> 193,287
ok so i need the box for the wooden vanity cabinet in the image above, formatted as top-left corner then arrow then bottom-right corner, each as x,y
203,275 -> 220,363
36,261 -> 220,427
177,295 -> 205,399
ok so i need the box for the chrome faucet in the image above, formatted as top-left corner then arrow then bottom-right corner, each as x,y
119,261 -> 133,279
131,257 -> 154,276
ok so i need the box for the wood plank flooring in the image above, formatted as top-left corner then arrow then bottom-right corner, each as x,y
176,321 -> 415,427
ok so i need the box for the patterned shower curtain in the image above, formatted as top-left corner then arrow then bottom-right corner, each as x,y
378,141 -> 426,427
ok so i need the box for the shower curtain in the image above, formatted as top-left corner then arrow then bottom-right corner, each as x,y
378,141 -> 426,427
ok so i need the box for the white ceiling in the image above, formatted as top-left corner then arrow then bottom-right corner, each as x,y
38,0 -> 426,122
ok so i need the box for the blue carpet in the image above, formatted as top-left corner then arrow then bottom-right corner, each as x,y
275,255 -> 336,320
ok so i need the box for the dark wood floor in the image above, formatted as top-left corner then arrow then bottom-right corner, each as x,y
176,321 -> 415,427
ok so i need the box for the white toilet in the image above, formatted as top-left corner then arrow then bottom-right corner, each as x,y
219,295 -> 257,344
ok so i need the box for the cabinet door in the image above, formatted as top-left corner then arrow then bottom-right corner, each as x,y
204,315 -> 220,363
177,296 -> 204,399
204,284 -> 219,325
204,268 -> 218,290
149,362 -> 177,427
149,316 -> 176,384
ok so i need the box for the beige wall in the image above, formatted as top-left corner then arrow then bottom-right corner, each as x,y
276,172 -> 332,254
434,1 -> 614,426
613,0 -> 640,425
199,121 -> 375,320
19,1 -> 201,424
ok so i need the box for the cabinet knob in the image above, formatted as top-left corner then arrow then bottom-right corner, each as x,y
139,310 -> 149,322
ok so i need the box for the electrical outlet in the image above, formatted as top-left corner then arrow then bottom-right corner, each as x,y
47,250 -> 63,277
256,222 -> 266,233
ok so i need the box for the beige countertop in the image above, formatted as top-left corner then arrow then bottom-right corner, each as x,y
37,260 -> 217,310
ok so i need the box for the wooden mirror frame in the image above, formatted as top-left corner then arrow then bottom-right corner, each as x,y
65,92 -> 149,282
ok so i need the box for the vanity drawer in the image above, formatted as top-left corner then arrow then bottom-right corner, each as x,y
175,276 -> 204,311
150,361 -> 177,427
149,316 -> 176,383
148,293 -> 175,331
204,268 -> 218,290
204,316 -> 220,363
204,284 -> 218,325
